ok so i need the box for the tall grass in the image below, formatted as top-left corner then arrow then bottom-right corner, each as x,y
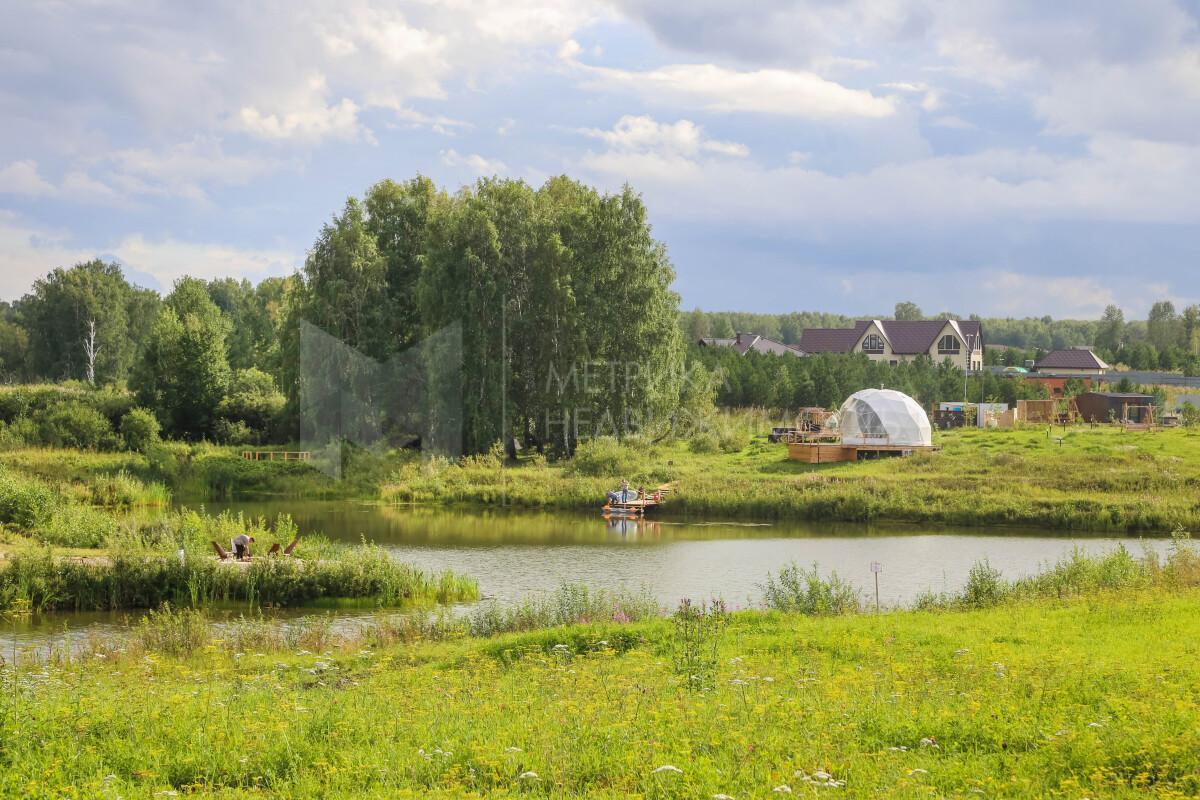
466,583 -> 660,637
0,548 -> 479,613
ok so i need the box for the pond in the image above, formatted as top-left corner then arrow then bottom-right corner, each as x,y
3,501 -> 1173,656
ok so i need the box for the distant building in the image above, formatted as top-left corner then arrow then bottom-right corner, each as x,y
797,319 -> 984,370
697,332 -> 805,357
1033,347 -> 1110,375
1075,391 -> 1155,423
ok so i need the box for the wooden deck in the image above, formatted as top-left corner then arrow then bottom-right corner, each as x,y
787,442 -> 941,462
602,484 -> 673,516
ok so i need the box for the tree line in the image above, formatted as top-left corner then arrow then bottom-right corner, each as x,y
683,300 -> 1200,375
1,178 -> 1195,454
0,176 -> 684,454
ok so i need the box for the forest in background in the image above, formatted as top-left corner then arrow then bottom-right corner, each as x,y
682,299 -> 1200,374
0,176 -> 1194,456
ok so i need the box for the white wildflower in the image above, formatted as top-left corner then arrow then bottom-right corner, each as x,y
518,771 -> 539,780
773,785 -> 793,793
652,765 -> 684,775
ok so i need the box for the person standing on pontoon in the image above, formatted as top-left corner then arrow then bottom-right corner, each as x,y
606,479 -> 631,504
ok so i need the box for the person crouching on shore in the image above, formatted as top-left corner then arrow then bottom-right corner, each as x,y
232,533 -> 255,561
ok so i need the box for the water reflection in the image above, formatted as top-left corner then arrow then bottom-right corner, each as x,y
3,500 -> 1172,654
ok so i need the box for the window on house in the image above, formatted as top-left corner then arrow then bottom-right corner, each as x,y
889,359 -> 898,367
863,334 -> 884,353
938,334 -> 960,354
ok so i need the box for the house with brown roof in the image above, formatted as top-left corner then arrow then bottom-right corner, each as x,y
698,332 -> 805,357
798,319 -> 984,370
1033,347 -> 1110,375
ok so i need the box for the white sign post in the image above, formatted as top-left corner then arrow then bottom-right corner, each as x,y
870,561 -> 882,614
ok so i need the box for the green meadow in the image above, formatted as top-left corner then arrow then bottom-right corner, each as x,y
384,422 -> 1200,532
4,586 -> 1199,798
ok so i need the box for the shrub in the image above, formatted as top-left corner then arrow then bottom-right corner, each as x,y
718,429 -> 749,453
36,401 -> 113,450
961,559 -> 1009,608
217,368 -> 285,441
120,408 -> 161,452
570,436 -> 641,477
135,604 -> 211,657
213,418 -> 257,445
688,430 -> 720,454
38,504 -> 120,548
762,562 -> 860,615
0,469 -> 58,529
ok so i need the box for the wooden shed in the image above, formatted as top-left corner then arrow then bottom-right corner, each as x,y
1074,392 -> 1155,424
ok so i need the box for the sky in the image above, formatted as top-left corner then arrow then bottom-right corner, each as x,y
1,1 -> 1199,318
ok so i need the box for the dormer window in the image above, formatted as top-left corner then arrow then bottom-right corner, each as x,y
863,334 -> 884,353
937,334 -> 960,354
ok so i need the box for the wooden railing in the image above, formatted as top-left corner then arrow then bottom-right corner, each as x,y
241,451 -> 313,462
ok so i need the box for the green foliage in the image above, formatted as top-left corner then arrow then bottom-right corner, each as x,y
216,367 -> 285,443
762,562 -> 860,614
961,559 -> 1007,608
670,597 -> 728,690
119,407 -> 161,452
135,604 -> 212,657
466,583 -> 658,638
17,259 -> 157,383
37,503 -> 120,548
134,278 -> 233,439
570,436 -> 643,477
0,468 -> 58,528
687,430 -> 719,453
35,400 -> 113,450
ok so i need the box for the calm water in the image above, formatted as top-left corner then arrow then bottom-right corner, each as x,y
3,501 -> 1172,655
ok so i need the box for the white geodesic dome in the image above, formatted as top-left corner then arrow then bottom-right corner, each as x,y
837,389 -> 932,447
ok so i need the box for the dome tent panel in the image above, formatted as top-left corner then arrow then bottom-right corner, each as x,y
837,389 -> 932,447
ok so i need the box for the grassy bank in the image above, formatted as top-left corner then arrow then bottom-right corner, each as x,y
383,423 -> 1200,532
0,460 -> 477,611
0,443 -> 348,500
4,583 -> 1199,797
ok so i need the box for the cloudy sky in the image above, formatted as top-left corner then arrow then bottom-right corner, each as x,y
1,1 -> 1198,317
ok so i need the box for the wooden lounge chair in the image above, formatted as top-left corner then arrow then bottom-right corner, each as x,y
211,541 -> 230,560
267,542 -> 281,556
283,536 -> 301,556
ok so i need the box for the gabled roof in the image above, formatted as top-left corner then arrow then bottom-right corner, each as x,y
698,332 -> 805,357
1035,348 -> 1110,371
799,321 -> 871,353
799,319 -> 983,355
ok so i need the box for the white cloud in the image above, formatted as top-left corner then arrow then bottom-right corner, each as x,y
0,212 -> 297,300
580,115 -> 748,157
981,271 -> 1117,317
60,171 -> 123,204
0,160 -> 55,196
0,213 -> 91,299
238,75 -> 368,143
440,149 -> 508,175
577,115 -> 748,182
111,234 -> 296,287
572,59 -> 896,119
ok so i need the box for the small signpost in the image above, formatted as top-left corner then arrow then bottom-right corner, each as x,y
870,561 -> 882,614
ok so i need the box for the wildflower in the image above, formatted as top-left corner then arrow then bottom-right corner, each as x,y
1087,721 -> 1103,728
888,746 -> 908,752
908,768 -> 929,775
518,771 -> 539,780
953,648 -> 969,657
714,794 -> 736,799
652,765 -> 684,775
773,786 -> 793,794
506,746 -> 523,753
